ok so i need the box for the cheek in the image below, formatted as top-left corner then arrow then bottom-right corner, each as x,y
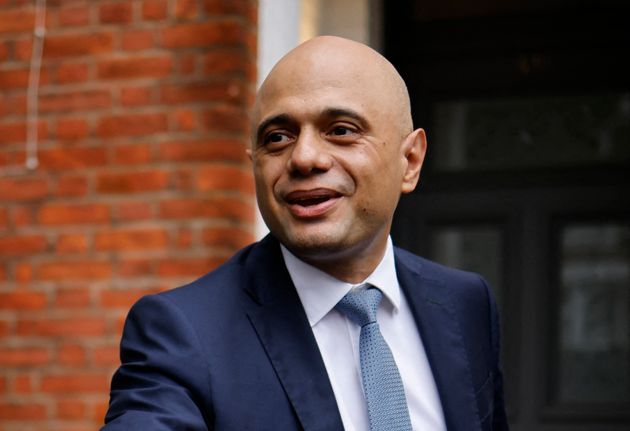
253,158 -> 286,206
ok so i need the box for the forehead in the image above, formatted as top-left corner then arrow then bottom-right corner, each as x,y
255,63 -> 386,127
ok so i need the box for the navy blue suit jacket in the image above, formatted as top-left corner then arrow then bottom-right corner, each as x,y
103,235 -> 508,430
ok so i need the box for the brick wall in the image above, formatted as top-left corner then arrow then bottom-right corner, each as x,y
0,1 -> 257,429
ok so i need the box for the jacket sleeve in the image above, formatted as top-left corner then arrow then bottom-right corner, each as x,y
102,294 -> 213,431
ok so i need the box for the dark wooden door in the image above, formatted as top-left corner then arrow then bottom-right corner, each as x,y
384,1 -> 630,429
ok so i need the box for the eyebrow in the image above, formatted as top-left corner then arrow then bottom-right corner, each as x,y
255,107 -> 369,143
255,113 -> 293,144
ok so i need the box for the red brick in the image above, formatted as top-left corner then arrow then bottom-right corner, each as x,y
161,21 -> 246,49
17,317 -> 107,336
202,226 -> 254,250
96,170 -> 169,194
0,178 -> 48,201
0,69 -> 29,88
113,144 -> 152,164
15,262 -> 32,282
93,400 -> 112,425
0,292 -> 47,310
99,2 -> 132,24
172,167 -> 195,191
142,0 -> 167,20
56,175 -> 88,198
0,375 -> 5,392
39,90 -> 111,112
159,197 -> 253,221
57,399 -> 86,420
56,117 -> 89,140
121,29 -> 154,51
38,147 -> 107,170
58,5 -> 90,27
196,165 -> 254,193
0,347 -> 51,366
96,113 -> 168,137
112,313 -> 130,337
56,62 -> 89,84
201,105 -> 248,133
0,9 -> 35,34
161,80 -> 244,104
41,373 -> 109,393
116,201 -> 153,221
94,228 -> 168,251
3,94 -> 26,115
176,228 -> 192,248
97,56 -> 171,80
38,203 -> 110,225
0,121 -> 47,144
10,206 -> 34,228
12,374 -> 33,394
38,261 -> 112,280
159,139 -> 247,163
0,208 -> 6,229
0,235 -> 47,256
44,32 -> 113,58
92,345 -> 120,366
56,234 -> 88,254
120,86 -> 152,107
55,288 -> 90,308
174,108 -> 197,131
117,258 -> 152,277
203,49 -> 248,76
0,319 -> 8,336
178,53 -> 196,75
157,257 -> 225,277
0,42 -> 8,61
203,0 -> 250,15
13,38 -> 32,61
175,0 -> 198,19
100,288 -> 155,308
57,344 -> 86,366
0,403 -> 46,421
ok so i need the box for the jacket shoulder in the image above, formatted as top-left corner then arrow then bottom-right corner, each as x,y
394,245 -> 485,287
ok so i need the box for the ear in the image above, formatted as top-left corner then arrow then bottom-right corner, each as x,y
246,148 -> 253,161
400,128 -> 427,194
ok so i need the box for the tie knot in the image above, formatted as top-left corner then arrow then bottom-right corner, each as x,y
336,286 -> 383,327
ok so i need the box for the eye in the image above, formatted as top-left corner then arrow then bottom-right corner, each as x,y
331,126 -> 353,136
262,130 -> 294,151
266,132 -> 289,143
327,124 -> 359,141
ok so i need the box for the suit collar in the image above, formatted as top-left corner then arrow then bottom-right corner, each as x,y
242,236 -> 480,431
395,248 -> 481,431
243,235 -> 345,431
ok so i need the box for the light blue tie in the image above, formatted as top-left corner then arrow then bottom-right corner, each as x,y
336,286 -> 413,431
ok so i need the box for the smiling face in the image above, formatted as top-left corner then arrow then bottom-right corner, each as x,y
249,37 -> 426,282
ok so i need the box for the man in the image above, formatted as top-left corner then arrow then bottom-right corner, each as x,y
103,36 -> 508,430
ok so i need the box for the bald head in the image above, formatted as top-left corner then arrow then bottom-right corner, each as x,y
253,36 -> 413,142
248,36 -> 427,281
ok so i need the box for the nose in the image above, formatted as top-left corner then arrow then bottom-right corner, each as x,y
287,129 -> 332,175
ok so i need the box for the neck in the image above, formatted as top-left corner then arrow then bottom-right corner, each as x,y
292,237 -> 389,284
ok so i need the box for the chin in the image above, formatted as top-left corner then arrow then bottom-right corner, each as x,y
280,228 -> 349,258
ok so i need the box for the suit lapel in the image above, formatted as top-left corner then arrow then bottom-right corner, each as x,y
243,236 -> 344,431
395,250 -> 481,431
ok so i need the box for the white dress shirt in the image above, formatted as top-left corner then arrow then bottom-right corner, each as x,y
281,238 -> 446,431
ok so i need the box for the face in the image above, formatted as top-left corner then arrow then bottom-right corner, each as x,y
249,39 -> 425,277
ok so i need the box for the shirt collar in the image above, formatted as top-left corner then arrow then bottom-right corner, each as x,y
281,237 -> 401,327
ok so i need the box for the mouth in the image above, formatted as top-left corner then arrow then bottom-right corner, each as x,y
284,188 -> 342,218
